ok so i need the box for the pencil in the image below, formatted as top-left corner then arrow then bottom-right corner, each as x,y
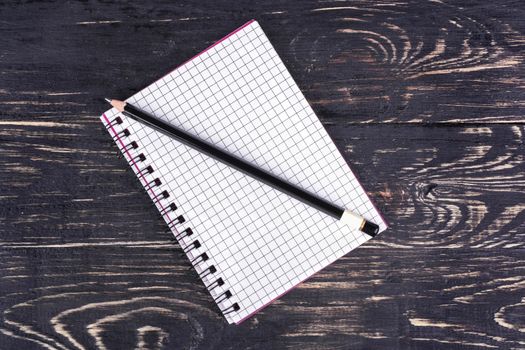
105,98 -> 380,237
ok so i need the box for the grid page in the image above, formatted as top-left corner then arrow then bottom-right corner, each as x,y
100,20 -> 386,324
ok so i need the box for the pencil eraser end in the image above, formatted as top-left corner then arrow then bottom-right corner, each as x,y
361,220 -> 379,237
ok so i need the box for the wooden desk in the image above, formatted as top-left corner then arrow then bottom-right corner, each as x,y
1,1 -> 524,349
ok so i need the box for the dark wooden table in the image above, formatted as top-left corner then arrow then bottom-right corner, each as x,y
1,1 -> 524,349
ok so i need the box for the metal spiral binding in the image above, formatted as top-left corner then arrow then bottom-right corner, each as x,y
183,240 -> 201,253
223,303 -> 240,314
134,153 -> 146,162
174,227 -> 192,239
167,215 -> 185,229
105,116 -> 122,129
190,252 -> 209,266
208,277 -> 225,291
164,205 -> 240,316
145,178 -> 162,190
106,114 -> 241,317
215,290 -> 232,304
160,203 -> 177,215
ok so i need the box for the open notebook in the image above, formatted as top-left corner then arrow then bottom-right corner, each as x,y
101,20 -> 387,324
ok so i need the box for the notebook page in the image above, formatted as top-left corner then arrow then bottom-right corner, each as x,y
101,20 -> 386,324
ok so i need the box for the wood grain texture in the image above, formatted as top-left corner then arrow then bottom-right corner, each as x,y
1,0 -> 524,349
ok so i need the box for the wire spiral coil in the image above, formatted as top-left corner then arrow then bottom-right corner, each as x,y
106,115 -> 240,316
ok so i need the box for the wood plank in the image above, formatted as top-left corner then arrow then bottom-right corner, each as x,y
1,0 -> 524,348
1,124 -> 523,248
1,0 -> 524,125
1,248 -> 525,349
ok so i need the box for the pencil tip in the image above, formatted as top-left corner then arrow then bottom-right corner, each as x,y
104,98 -> 112,104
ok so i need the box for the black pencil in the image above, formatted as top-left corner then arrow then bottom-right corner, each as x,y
106,98 -> 379,237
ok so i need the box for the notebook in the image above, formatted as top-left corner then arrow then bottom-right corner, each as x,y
100,20 -> 387,324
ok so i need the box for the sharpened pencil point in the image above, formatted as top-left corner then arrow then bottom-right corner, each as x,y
104,98 -> 112,104
107,99 -> 126,112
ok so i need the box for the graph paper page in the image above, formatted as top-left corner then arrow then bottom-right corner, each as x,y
101,20 -> 386,324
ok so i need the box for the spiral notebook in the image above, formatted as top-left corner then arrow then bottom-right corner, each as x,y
100,20 -> 387,324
